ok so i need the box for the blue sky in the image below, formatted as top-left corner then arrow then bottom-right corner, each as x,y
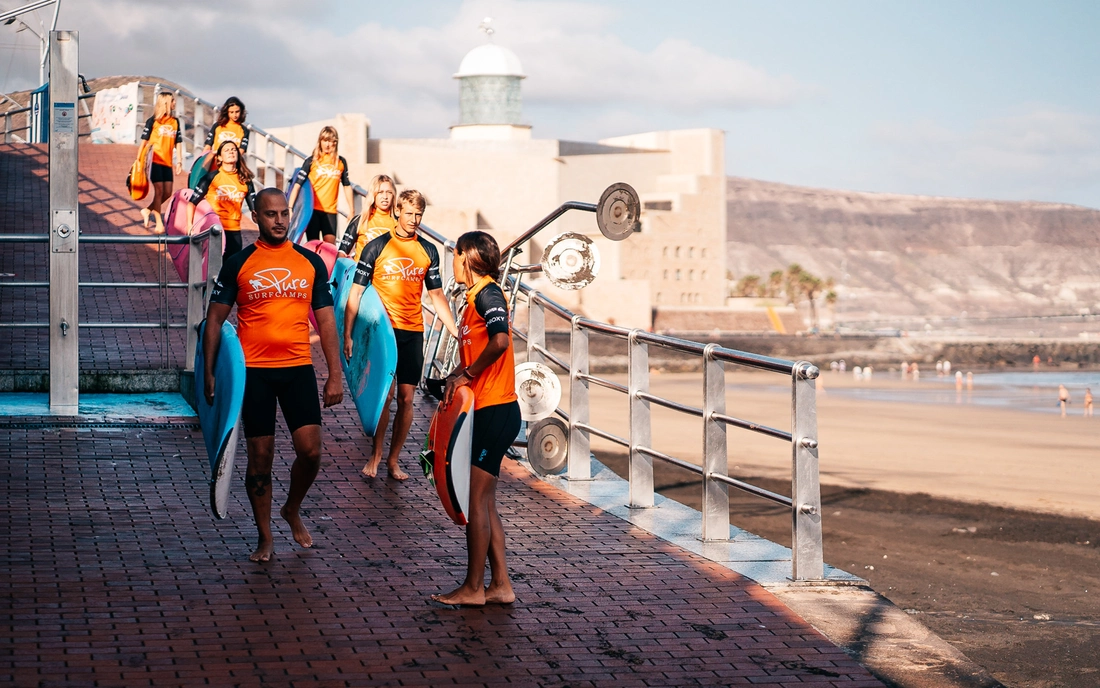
4,0 -> 1098,207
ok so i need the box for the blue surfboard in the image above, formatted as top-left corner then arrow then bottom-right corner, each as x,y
286,169 -> 314,245
332,257 -> 397,435
195,320 -> 247,520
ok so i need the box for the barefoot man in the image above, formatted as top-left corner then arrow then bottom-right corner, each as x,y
203,188 -> 343,561
344,189 -> 458,479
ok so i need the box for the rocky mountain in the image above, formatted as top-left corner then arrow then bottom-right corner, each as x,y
726,178 -> 1100,331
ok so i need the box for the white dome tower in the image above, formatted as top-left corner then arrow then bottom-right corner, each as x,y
450,19 -> 532,141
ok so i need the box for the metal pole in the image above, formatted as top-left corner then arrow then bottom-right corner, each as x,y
527,293 -> 544,365
184,232 -> 206,372
701,343 -> 730,540
567,316 -> 591,480
791,361 -> 824,580
628,330 -> 654,508
193,100 -> 204,156
47,29 -> 78,414
264,137 -> 276,188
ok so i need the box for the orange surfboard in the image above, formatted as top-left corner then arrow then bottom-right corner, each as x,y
420,386 -> 474,526
127,141 -> 154,201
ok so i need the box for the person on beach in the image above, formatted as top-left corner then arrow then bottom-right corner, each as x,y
1059,384 -> 1070,417
202,96 -> 250,155
1085,389 -> 1094,417
344,190 -> 459,480
203,188 -> 343,562
188,140 -> 256,258
432,231 -> 521,607
288,126 -> 354,245
338,174 -> 397,262
138,92 -> 183,231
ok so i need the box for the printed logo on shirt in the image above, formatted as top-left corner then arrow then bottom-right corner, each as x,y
246,267 -> 310,300
157,124 -> 176,137
484,306 -> 507,328
215,185 -> 246,203
312,161 -> 343,179
378,257 -> 427,282
216,131 -> 241,145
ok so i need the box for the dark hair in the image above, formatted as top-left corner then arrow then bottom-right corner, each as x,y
214,140 -> 254,184
215,96 -> 247,128
455,231 -> 501,281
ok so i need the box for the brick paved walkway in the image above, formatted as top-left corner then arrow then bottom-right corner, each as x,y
0,392 -> 882,687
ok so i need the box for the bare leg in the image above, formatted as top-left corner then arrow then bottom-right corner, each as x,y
280,424 -> 322,548
245,436 -> 276,562
484,479 -> 514,604
362,383 -> 395,477
385,383 -> 416,480
150,181 -> 171,232
432,468 -> 498,606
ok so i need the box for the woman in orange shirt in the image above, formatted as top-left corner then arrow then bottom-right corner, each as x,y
202,96 -> 250,155
139,92 -> 183,231
188,140 -> 256,258
288,126 -> 354,244
433,231 -> 522,607
337,174 -> 397,262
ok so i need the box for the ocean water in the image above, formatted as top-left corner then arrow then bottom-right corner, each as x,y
818,370 -> 1100,415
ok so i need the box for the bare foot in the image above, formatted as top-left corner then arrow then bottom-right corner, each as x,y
280,505 -> 313,548
361,455 -> 382,478
153,211 -> 164,233
388,460 -> 408,481
140,208 -> 151,228
249,540 -> 274,562
484,583 -> 515,605
431,585 -> 485,607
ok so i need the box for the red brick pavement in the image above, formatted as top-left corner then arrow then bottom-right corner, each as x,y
0,143 -> 258,372
0,392 -> 883,687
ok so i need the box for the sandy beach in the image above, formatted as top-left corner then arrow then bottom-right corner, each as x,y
575,370 -> 1100,519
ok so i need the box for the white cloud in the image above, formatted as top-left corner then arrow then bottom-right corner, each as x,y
43,0 -> 801,140
873,107 -> 1100,205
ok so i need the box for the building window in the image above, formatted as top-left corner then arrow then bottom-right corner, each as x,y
688,247 -> 694,258
688,270 -> 694,281
656,292 -> 661,303
663,269 -> 669,280
701,248 -> 707,259
675,246 -> 681,258
675,269 -> 682,281
644,200 -> 672,211
701,270 -> 707,281
662,246 -> 668,258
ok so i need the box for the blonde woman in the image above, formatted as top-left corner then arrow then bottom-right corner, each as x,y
337,174 -> 397,261
288,126 -> 354,244
139,92 -> 183,230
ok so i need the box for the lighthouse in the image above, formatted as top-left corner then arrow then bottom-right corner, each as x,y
450,20 -> 531,141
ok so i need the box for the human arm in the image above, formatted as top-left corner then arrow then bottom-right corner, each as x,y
337,214 -> 360,258
287,157 -> 311,208
342,282 -> 364,361
202,126 -> 216,153
427,288 -> 459,339
173,119 -> 183,175
187,169 -> 215,228
444,331 -> 508,406
202,302 -> 233,405
313,306 -> 344,408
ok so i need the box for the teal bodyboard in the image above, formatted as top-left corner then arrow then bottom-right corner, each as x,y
194,320 -> 247,520
286,170 -> 314,244
332,257 -> 397,435
188,151 -> 213,188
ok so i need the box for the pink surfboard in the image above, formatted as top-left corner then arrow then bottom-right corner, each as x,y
302,239 -> 338,331
165,189 -> 222,282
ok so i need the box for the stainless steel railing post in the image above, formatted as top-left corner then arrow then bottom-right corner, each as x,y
264,137 -> 276,189
206,227 -> 223,310
701,343 -> 731,540
184,231 -> 205,371
791,361 -> 824,580
192,100 -> 205,156
527,293 -> 545,365
628,330 -> 654,508
284,148 -> 295,190
568,316 -> 591,480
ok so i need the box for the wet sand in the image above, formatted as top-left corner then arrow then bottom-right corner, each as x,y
572,371 -> 1100,687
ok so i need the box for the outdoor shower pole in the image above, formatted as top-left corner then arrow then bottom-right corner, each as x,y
48,30 -> 79,414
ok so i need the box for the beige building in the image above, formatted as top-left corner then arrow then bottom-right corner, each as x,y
269,41 -> 730,331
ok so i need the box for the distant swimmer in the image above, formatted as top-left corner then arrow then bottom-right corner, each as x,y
202,96 -> 250,154
955,370 -> 963,391
943,360 -> 951,376
911,362 -> 920,381
338,174 -> 397,262
188,140 -> 256,257
1086,388 -> 1094,417
138,92 -> 183,231
203,188 -> 343,562
1059,384 -> 1070,417
1033,354 -> 1041,370
345,190 -> 459,480
288,126 -> 354,245
431,231 -> 522,607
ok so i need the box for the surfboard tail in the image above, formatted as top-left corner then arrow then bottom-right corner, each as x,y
209,419 -> 240,520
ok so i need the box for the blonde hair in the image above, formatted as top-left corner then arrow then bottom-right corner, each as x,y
396,189 -> 426,213
153,92 -> 175,121
365,174 -> 396,218
312,125 -> 339,161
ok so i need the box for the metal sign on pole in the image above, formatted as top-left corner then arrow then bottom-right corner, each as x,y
48,29 -> 78,414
